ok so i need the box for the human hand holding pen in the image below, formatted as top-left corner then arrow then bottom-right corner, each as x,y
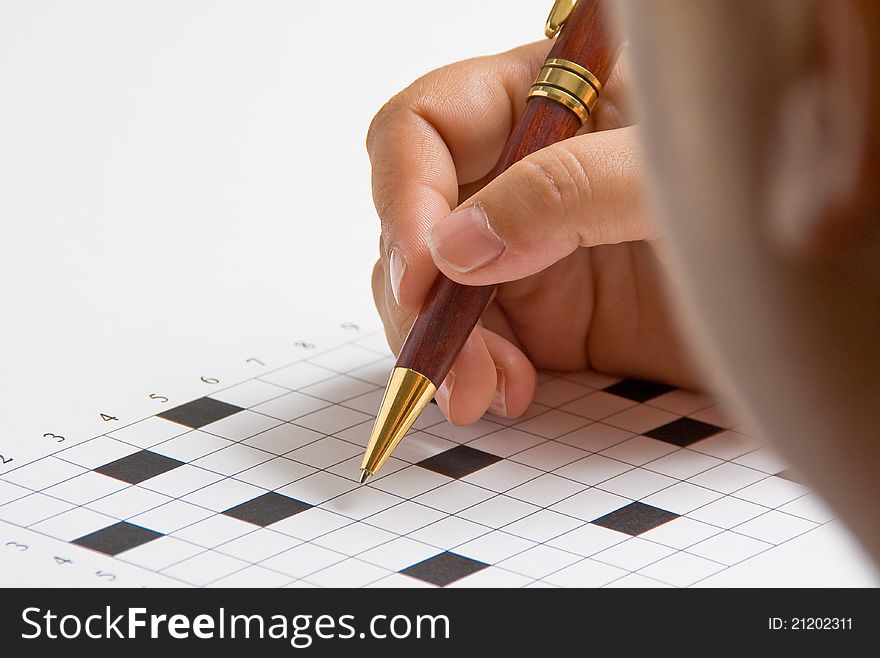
368,41 -> 701,426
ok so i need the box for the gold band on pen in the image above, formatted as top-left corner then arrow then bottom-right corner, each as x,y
527,57 -> 602,124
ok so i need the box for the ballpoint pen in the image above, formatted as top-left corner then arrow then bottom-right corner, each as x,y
360,0 -> 622,483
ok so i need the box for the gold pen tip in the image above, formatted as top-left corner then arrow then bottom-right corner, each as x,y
359,469 -> 372,484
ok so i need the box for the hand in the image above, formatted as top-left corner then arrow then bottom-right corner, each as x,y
368,41 -> 700,425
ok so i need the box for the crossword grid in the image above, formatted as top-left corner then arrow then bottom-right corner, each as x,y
0,331 -> 833,588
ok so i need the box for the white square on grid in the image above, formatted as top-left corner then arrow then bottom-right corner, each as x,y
639,516 -> 721,550
564,370 -> 620,388
130,500 -> 213,534
259,361 -> 337,390
358,537 -> 442,572
456,495 -> 539,528
462,460 -> 542,493
734,476 -> 809,508
422,418 -> 505,444
199,411 -> 282,442
210,379 -> 289,408
2,457 -> 86,490
485,403 -> 551,428
639,551 -> 724,587
216,528 -> 300,562
498,544 -> 582,579
556,422 -> 634,452
454,531 -> 535,564
312,522 -> 396,555
365,501 -> 446,535
689,404 -> 736,428
688,430 -> 762,460
505,474 -> 583,508
328,455 -> 407,484
152,430 -> 232,462
514,409 -> 590,439
447,567 -> 532,588
293,406 -> 372,436
0,493 -> 73,526
182,479 -> 266,513
605,573 -> 671,588
779,492 -> 835,524
116,537 -> 204,571
641,482 -> 723,515
687,531 -> 772,565
560,391 -> 637,420
330,420 -> 375,448
261,543 -> 347,579
108,417 -> 190,449
603,406 -> 679,434
304,558 -> 391,588
503,509 -> 582,543
31,507 -> 117,541
465,427 -> 546,458
643,449 -> 723,480
543,559 -> 627,587
647,390 -> 713,415
43,471 -> 128,505
161,551 -> 250,587
87,486 -> 171,519
509,441 -> 587,471
533,378 -> 591,407
118,536 -> 205,571
688,497 -> 768,528
410,402 -> 446,431
408,516 -> 488,550
300,375 -> 378,403
138,465 -> 223,498
733,510 -> 817,545
600,436 -> 679,467
57,436 -> 140,469
550,488 -> 630,522
733,447 -> 787,474
369,466 -> 452,499
270,508 -> 352,541
232,458 -> 315,490
192,444 -> 273,476
389,432 -> 457,464
368,574 -> 435,589
338,389 -> 384,414
0,480 -> 30,506
353,331 -> 394,355
412,480 -> 495,515
208,565 -> 292,588
554,454 -> 632,486
172,514 -> 257,548
276,471 -> 358,506
688,462 -> 767,494
251,392 -> 331,422
547,522 -> 628,557
348,359 -> 394,387
308,344 -> 384,372
598,468 -> 677,500
592,537 -> 675,571
242,423 -> 324,455
286,437 -> 362,469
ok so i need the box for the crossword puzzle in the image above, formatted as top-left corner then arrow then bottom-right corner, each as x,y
0,329 -> 836,588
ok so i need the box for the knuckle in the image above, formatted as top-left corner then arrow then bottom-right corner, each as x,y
520,145 -> 594,221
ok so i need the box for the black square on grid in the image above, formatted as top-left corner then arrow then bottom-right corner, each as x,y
222,492 -> 312,526
644,417 -> 723,447
72,522 -> 163,556
157,397 -> 243,429
592,502 -> 679,536
603,379 -> 675,402
416,445 -> 502,479
400,551 -> 488,587
94,450 -> 183,484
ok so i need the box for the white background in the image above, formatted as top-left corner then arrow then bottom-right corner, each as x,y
0,0 -> 544,440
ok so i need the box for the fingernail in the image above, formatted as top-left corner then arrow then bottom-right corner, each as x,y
428,205 -> 505,273
488,368 -> 507,417
434,372 -> 455,420
389,247 -> 406,305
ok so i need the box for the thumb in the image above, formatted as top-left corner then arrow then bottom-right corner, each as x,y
426,125 -> 654,285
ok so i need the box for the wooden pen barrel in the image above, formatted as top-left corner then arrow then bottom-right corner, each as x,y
396,0 -> 619,387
